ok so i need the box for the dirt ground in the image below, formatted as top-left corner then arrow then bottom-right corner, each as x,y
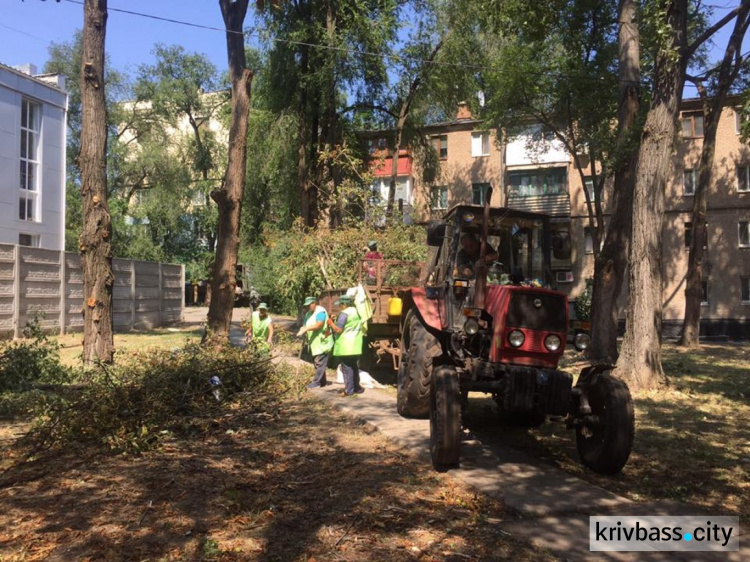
0,391 -> 556,561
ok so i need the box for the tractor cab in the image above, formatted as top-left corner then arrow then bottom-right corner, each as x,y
418,206 -> 567,368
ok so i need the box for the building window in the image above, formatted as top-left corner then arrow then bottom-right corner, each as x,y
684,221 -> 708,249
509,167 -> 567,197
472,183 -> 491,205
19,197 -> 35,221
551,228 -> 571,260
471,132 -> 490,157
584,228 -> 594,254
191,191 -> 207,206
18,233 -> 40,247
431,135 -> 448,159
737,166 -> 750,193
20,99 -> 40,192
683,168 -> 697,196
681,111 -> 704,138
735,108 -> 747,135
740,221 -> 750,247
583,176 -> 595,200
741,276 -> 750,302
701,280 -> 709,305
20,99 -> 40,223
430,185 -> 448,210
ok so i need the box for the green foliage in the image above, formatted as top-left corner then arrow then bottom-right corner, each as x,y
0,315 -> 74,395
242,223 -> 428,315
23,343 -> 294,454
243,107 -> 300,243
574,277 -> 594,321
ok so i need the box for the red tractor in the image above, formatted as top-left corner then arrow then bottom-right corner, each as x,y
396,200 -> 634,474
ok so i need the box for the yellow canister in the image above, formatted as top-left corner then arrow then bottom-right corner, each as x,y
388,296 -> 403,317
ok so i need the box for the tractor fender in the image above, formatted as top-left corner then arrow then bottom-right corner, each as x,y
576,363 -> 616,389
409,287 -> 443,332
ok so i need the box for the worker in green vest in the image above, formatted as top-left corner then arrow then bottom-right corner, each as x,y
246,302 -> 274,345
327,295 -> 364,396
296,296 -> 334,388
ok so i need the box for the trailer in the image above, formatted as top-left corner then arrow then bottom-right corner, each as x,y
318,259 -> 422,370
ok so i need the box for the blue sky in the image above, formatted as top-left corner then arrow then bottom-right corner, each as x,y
1,0 -> 240,75
0,0 -> 744,98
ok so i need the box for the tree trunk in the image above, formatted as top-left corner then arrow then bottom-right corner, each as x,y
589,0 -> 640,363
386,114 -> 407,220
297,45 -> 315,227
679,95 -> 714,348
617,0 -> 688,391
385,38 -> 444,222
79,0 -> 114,365
326,0 -> 342,228
206,0 -> 252,342
679,0 -> 750,347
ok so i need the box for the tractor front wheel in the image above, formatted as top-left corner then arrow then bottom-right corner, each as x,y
430,365 -> 461,471
575,372 -> 634,475
397,313 -> 441,418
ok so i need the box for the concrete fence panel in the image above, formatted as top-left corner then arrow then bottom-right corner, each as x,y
1,246 -> 184,338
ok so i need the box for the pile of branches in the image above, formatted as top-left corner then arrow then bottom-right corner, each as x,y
23,343 -> 296,454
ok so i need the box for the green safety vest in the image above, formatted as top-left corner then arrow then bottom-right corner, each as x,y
333,306 -> 363,357
251,310 -> 272,340
305,305 -> 334,356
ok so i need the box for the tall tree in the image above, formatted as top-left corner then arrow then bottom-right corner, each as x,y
679,0 -> 750,347
44,31 -> 127,251
256,0 -> 399,226
617,0 -> 746,389
479,0 -> 619,259
384,34 -> 446,221
617,0 -> 687,390
206,0 -> 253,342
589,0 -> 641,363
79,0 -> 114,364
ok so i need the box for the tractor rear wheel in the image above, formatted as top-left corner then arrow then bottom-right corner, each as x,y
397,313 -> 441,418
575,372 -> 634,475
430,365 -> 461,471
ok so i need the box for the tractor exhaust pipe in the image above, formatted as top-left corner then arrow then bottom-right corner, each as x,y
474,186 -> 493,310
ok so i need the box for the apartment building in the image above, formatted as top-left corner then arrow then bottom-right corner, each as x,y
0,63 -> 67,251
366,100 -> 750,338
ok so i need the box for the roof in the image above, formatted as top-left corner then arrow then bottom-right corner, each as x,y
0,62 -> 67,92
437,204 -> 554,222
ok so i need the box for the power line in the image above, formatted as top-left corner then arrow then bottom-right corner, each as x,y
0,23 -> 47,43
60,0 -> 613,83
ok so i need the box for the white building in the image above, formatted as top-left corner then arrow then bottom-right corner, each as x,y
0,63 -> 67,250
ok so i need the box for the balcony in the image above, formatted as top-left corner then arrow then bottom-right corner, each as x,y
506,193 -> 571,216
370,149 -> 413,177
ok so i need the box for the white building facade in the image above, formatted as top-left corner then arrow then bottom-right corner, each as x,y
0,63 -> 67,251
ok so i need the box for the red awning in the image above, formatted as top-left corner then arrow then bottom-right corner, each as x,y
370,150 -> 413,177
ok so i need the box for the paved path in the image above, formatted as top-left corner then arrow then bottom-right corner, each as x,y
297,364 -> 745,562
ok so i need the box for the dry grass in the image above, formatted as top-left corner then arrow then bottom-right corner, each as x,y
0,385 -> 555,561
52,326 -> 205,367
464,343 -> 750,520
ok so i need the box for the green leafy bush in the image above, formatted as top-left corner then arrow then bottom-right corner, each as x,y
0,315 -> 75,394
242,223 -> 428,315
574,277 -> 594,321
23,343 -> 296,453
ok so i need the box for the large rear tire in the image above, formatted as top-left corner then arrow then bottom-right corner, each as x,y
396,313 -> 441,418
430,365 -> 461,471
575,372 -> 634,475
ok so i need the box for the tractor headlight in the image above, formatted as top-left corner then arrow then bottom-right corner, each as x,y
508,329 -> 525,347
574,332 -> 591,351
544,334 -> 562,351
464,318 -> 479,335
